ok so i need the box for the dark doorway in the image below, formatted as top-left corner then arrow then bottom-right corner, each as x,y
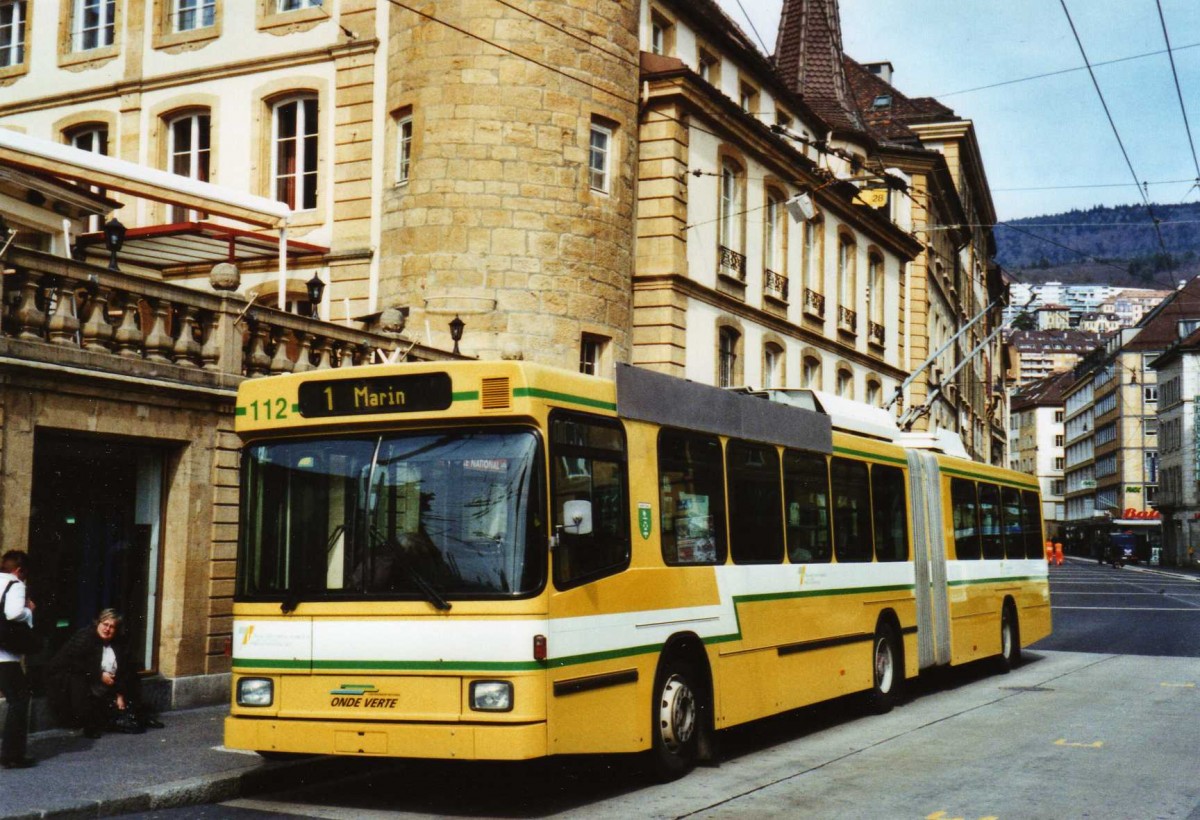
26,433 -> 165,691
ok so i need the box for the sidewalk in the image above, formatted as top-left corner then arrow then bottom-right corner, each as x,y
0,705 -> 372,819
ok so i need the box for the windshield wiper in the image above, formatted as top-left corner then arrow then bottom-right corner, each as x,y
369,527 -> 452,611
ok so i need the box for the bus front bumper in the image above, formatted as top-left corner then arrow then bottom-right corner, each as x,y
224,715 -> 548,761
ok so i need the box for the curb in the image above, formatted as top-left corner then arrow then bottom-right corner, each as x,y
5,754 -> 382,820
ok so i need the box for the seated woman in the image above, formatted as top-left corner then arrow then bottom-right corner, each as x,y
48,609 -> 163,738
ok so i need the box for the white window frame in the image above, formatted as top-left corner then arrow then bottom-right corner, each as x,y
588,121 -> 612,194
718,327 -> 739,388
167,112 -> 211,222
868,254 -> 884,324
278,0 -> 322,11
0,0 -> 26,68
764,190 -> 784,274
579,334 -> 607,376
74,0 -> 116,52
271,95 -> 319,211
173,0 -> 215,32
395,113 -> 413,186
719,159 -> 742,251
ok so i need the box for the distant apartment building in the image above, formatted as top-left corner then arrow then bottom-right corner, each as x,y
1149,315 -> 1200,567
1009,370 -> 1074,537
1078,311 -> 1123,335
1004,329 -> 1098,387
1004,282 -> 1167,327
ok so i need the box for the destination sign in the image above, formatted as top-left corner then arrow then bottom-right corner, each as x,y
297,373 -> 453,418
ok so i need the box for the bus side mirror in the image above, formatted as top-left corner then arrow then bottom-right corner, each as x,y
562,500 -> 593,535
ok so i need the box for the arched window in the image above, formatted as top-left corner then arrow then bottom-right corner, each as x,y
66,123 -> 109,231
802,355 -> 821,389
764,188 -> 786,276
868,253 -> 884,324
166,111 -> 211,222
271,94 -> 319,210
718,158 -> 745,281
763,342 -> 784,389
837,232 -> 856,325
867,379 -> 882,406
836,368 -> 853,399
718,326 -> 740,388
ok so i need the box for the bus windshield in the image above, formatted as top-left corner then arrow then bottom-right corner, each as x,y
237,429 -> 545,603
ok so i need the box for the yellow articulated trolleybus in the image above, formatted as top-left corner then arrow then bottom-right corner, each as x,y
225,361 -> 1050,779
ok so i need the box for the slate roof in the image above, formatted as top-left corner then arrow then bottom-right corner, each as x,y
1010,369 -> 1076,411
1125,276 -> 1200,351
842,57 -> 959,147
1007,329 -> 1100,352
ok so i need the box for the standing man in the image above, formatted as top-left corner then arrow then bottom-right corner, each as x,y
0,549 -> 35,769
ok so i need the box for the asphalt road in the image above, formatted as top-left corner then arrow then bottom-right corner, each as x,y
1031,558 -> 1200,656
123,560 -> 1200,819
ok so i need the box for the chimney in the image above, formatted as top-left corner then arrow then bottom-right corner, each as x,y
863,61 -> 894,85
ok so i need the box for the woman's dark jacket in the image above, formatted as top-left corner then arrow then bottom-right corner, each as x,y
47,625 -> 139,701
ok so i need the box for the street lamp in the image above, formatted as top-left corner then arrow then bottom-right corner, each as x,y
305,273 -> 325,319
449,315 -> 465,355
103,217 -> 126,271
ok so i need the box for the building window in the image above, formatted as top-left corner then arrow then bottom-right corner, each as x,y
763,343 -> 783,389
803,217 -> 823,296
1054,434 -> 1064,447
271,95 -> 318,211
74,0 -> 116,51
837,234 -> 856,311
698,48 -> 718,84
395,112 -> 413,186
173,0 -> 214,31
0,1 -> 26,68
739,82 -> 758,114
802,355 -> 821,388
649,10 -> 673,56
588,120 -> 612,193
836,368 -> 853,399
278,0 -> 321,9
718,326 -> 740,388
1054,410 -> 1064,422
866,379 -> 881,406
764,188 -> 785,279
867,253 -> 884,324
167,112 -> 211,222
719,158 -> 743,255
1053,457 -> 1064,470
579,334 -> 607,376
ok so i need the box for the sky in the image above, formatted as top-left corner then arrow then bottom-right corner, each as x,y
713,0 -> 1200,222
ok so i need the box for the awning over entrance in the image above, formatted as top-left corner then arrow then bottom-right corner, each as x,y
72,222 -> 328,272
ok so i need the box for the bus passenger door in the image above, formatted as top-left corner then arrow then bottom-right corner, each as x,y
907,451 -> 950,668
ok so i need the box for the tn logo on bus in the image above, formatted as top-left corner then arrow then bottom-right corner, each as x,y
329,683 -> 399,709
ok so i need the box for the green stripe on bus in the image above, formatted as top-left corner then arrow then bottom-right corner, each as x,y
235,407 -> 246,416
513,387 -> 616,411
452,391 -> 479,402
949,575 -> 1047,587
832,446 -> 907,466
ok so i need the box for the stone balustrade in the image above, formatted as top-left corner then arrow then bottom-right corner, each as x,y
1,246 -> 451,392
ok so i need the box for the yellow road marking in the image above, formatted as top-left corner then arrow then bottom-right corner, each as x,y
1161,682 -> 1196,688
1055,738 -> 1103,748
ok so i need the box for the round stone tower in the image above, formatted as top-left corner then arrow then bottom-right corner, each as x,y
382,0 -> 640,371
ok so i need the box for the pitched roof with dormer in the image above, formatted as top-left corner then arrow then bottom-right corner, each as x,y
841,56 -> 958,146
774,0 -> 866,135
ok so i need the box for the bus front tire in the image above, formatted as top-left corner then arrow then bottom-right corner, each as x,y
649,658 -> 700,781
996,605 -> 1020,673
868,623 -> 901,714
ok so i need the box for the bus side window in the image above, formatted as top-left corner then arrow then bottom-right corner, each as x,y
950,478 -> 981,560
830,457 -> 872,563
978,483 -> 1004,559
727,440 -> 784,564
783,451 -> 831,563
1021,489 -> 1044,558
658,429 -> 727,565
871,464 -> 908,562
1001,486 -> 1024,559
550,413 -> 630,589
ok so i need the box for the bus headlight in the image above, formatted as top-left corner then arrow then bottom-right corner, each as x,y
470,681 -> 513,712
237,677 -> 274,707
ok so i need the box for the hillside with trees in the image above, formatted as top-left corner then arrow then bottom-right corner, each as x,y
995,201 -> 1200,288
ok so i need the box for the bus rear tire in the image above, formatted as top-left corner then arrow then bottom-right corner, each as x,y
649,658 -> 700,781
996,605 -> 1020,673
868,623 -> 901,714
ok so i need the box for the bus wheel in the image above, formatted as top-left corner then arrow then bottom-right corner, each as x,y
868,623 -> 900,714
650,658 -> 700,781
997,605 -> 1021,673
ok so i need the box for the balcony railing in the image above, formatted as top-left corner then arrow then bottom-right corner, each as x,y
804,288 -> 825,319
1,246 -> 450,390
868,320 -> 885,347
764,269 -> 789,301
838,305 -> 857,333
718,245 -> 746,283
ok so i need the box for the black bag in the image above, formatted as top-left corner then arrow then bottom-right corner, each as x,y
0,580 -> 40,655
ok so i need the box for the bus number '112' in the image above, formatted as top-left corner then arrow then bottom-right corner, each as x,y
243,398 -> 289,421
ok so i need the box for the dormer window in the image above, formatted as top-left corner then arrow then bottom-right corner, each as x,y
872,94 -> 892,108
739,82 -> 758,114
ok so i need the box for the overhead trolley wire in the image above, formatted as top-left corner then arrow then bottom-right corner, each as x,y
1059,0 -> 1171,258
1154,0 -> 1200,201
